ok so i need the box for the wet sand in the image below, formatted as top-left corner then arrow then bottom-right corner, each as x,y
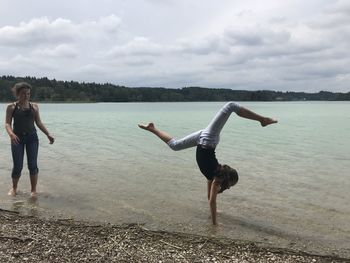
0,209 -> 348,263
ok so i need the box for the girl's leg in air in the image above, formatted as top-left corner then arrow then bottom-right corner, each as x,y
200,102 -> 278,142
138,123 -> 201,151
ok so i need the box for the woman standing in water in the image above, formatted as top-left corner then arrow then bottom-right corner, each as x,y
5,82 -> 55,198
139,102 -> 277,225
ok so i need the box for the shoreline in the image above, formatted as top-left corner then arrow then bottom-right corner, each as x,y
1,100 -> 349,105
1,209 -> 348,263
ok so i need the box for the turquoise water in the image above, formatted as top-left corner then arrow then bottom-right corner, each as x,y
0,102 -> 349,257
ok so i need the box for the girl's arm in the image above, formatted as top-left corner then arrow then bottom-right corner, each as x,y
209,179 -> 221,225
33,103 -> 55,144
207,180 -> 213,200
5,104 -> 20,145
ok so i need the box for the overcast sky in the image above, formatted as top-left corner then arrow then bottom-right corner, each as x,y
0,0 -> 349,92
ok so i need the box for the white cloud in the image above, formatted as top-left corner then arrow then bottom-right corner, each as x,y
326,0 -> 350,15
224,26 -> 291,46
336,73 -> 350,82
0,15 -> 122,47
124,58 -> 154,66
96,15 -> 122,34
175,36 -> 229,55
102,37 -> 165,58
76,64 -> 107,75
32,44 -> 78,58
0,17 -> 76,46
0,0 -> 349,92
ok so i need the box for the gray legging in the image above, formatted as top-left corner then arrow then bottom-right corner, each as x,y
167,102 -> 241,150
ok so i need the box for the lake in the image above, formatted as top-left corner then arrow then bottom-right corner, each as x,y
0,101 -> 349,257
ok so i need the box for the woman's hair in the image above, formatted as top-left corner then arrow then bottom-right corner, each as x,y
13,82 -> 32,96
215,164 -> 239,193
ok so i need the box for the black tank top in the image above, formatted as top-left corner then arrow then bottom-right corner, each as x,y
12,102 -> 36,135
196,145 -> 219,180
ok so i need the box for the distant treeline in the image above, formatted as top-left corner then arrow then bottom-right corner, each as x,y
1,75 -> 349,102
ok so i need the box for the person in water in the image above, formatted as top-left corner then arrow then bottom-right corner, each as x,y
139,102 -> 277,225
5,82 -> 55,198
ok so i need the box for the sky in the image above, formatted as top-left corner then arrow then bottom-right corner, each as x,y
0,0 -> 349,92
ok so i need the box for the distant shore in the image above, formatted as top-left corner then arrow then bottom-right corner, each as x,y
1,209 -> 348,263
1,75 -> 350,102
1,100 -> 350,104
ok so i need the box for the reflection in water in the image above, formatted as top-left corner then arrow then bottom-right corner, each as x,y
11,200 -> 25,213
27,197 -> 40,217
10,196 -> 40,217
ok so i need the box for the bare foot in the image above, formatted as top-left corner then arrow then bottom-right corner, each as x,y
261,117 -> 278,127
138,122 -> 155,131
30,192 -> 37,198
8,188 -> 17,196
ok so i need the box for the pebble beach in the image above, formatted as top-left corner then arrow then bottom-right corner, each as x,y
0,209 -> 348,263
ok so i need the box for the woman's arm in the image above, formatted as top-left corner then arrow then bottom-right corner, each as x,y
5,104 -> 20,145
208,179 -> 221,225
33,103 -> 54,144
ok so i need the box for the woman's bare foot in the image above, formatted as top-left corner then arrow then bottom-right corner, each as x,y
8,188 -> 17,196
260,117 -> 278,127
138,122 -> 155,132
30,191 -> 37,198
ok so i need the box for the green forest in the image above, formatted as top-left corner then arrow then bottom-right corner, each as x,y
1,75 -> 349,102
